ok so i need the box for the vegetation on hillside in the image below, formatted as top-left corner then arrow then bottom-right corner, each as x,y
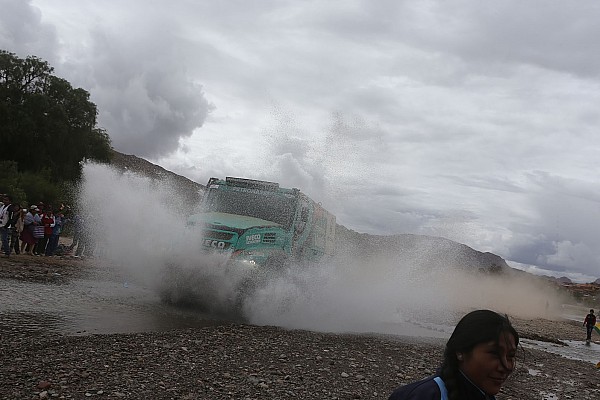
0,50 -> 112,205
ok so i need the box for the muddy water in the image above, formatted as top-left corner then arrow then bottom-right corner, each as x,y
0,266 -> 226,336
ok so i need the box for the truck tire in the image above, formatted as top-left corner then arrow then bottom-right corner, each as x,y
264,252 -> 289,270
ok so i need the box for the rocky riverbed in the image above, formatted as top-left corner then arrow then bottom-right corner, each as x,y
1,255 -> 600,399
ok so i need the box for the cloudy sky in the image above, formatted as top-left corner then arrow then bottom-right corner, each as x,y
2,0 -> 600,282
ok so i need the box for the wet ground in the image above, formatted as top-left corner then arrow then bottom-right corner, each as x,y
522,338 -> 600,365
3,255 -> 600,399
0,258 -> 226,336
0,254 -> 455,340
2,253 -> 599,368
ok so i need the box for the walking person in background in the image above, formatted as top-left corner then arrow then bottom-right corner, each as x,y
388,310 -> 519,400
583,309 -> 596,344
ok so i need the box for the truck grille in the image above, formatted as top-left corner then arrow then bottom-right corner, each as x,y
262,233 -> 276,244
206,231 -> 234,241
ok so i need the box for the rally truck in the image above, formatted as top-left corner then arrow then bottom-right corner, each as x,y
187,177 -> 336,269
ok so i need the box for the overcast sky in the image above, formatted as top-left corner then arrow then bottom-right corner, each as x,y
2,0 -> 600,282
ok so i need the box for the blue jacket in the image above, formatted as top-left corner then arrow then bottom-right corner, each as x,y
388,373 -> 495,400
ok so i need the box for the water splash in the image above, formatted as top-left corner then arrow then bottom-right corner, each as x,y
77,162 -> 570,336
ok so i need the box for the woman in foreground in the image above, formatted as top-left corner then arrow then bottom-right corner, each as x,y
388,309 -> 518,400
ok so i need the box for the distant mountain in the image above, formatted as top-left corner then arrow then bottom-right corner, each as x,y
335,224 -> 510,272
556,276 -> 573,284
111,151 -> 512,274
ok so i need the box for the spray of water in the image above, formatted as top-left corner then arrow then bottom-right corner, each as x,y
77,163 -> 570,336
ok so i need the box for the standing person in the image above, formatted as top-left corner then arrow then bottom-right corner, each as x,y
21,205 -> 39,255
45,211 -> 64,256
12,207 -> 26,255
35,206 -> 54,256
68,213 -> 83,253
0,195 -> 15,257
583,309 -> 596,344
388,310 -> 519,400
5,203 -> 21,255
75,213 -> 96,258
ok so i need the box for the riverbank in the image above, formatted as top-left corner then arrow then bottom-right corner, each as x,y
1,255 -> 599,399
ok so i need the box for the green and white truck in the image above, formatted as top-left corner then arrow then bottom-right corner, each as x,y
187,177 -> 336,269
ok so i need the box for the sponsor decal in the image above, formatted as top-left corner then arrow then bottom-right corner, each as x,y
246,234 -> 261,244
230,187 -> 263,195
203,239 -> 226,249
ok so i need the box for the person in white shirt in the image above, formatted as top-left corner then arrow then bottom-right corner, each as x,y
0,195 -> 15,256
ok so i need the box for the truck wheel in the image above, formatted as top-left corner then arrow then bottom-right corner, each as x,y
264,253 -> 289,271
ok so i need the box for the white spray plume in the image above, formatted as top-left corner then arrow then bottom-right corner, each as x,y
78,163 -> 570,337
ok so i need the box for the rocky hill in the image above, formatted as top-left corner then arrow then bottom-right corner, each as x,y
109,151 -> 511,274
334,224 -> 510,272
110,150 -> 205,209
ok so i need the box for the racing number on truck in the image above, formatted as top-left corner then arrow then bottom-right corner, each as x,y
203,239 -> 226,249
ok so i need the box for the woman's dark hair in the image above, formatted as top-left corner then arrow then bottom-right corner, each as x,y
440,310 -> 519,400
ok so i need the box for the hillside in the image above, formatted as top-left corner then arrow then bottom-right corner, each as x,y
335,224 -> 509,272
110,150 -> 205,209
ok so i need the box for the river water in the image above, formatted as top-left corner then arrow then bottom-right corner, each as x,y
0,265 -> 225,336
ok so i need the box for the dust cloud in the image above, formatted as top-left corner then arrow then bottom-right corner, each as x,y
77,163 -> 572,337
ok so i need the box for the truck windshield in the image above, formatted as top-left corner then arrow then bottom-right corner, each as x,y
203,188 -> 296,228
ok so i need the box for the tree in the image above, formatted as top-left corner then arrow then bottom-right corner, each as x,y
0,50 -> 112,182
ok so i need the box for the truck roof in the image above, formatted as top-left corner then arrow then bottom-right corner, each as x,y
207,177 -> 299,195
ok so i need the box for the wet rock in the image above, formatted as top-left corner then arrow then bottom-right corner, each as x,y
37,380 -> 51,390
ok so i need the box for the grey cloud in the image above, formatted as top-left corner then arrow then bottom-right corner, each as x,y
400,2 -> 600,78
443,174 -> 526,194
526,171 -> 600,204
0,0 -> 58,63
501,172 -> 600,276
79,28 -> 213,158
506,235 -> 556,267
310,2 -> 600,80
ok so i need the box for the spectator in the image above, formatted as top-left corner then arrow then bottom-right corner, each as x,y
69,213 -> 83,253
388,310 -> 518,400
75,213 -> 96,258
45,211 -> 64,256
0,195 -> 15,257
12,207 -> 26,255
21,205 -> 40,255
35,206 -> 55,256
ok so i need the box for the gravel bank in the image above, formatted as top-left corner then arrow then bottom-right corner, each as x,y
1,256 -> 600,399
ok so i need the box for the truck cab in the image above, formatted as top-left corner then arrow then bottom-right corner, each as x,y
187,177 -> 335,269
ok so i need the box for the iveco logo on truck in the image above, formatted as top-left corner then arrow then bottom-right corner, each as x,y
203,239 -> 226,249
246,234 -> 261,244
